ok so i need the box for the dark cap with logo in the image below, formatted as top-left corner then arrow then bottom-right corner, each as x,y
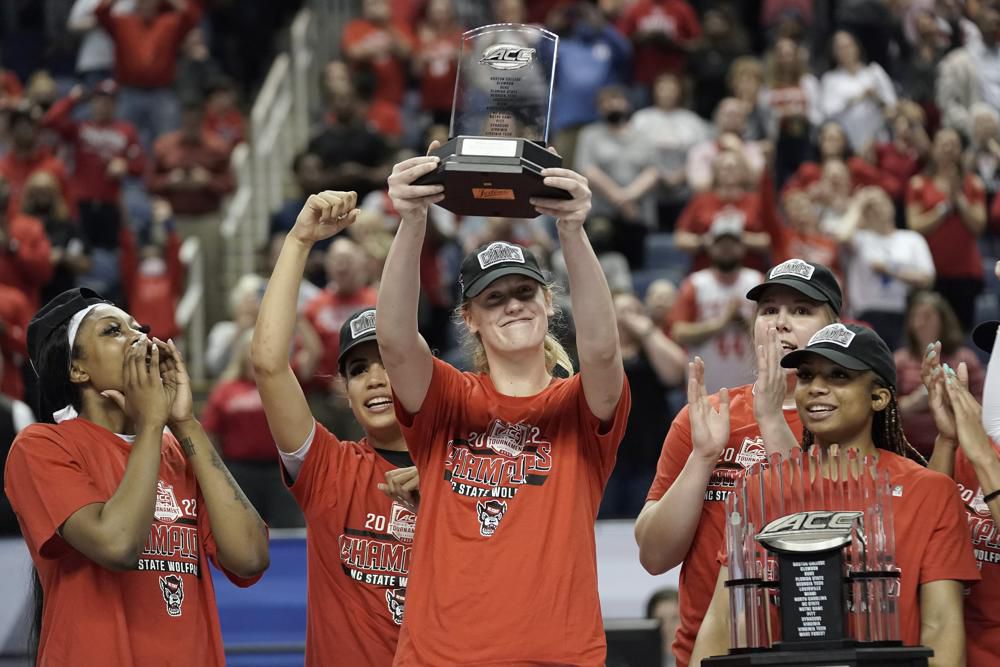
746,259 -> 842,315
338,308 -> 378,371
27,287 -> 110,375
781,323 -> 896,389
459,241 -> 546,300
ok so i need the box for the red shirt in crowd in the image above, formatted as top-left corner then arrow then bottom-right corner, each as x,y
759,169 -> 840,272
0,283 -> 30,400
0,213 -> 53,312
3,418 -> 261,666
118,225 -> 183,341
675,190 -> 768,272
95,0 -> 200,88
415,25 -> 462,114
147,130 -> 234,216
203,107 -> 246,154
392,357 -> 630,666
782,157 -> 901,200
324,102 -> 403,141
875,142 -> 923,197
42,94 -> 145,204
906,174 -> 985,281
954,445 -> 1000,667
201,379 -> 277,462
619,0 -> 701,84
341,19 -> 414,106
0,148 -> 74,219
0,70 -> 22,103
302,286 -> 378,391
647,384 -> 802,667
285,423 -> 416,666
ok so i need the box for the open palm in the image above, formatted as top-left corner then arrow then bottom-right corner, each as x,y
688,357 -> 730,463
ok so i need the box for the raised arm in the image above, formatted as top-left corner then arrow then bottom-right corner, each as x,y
377,152 -> 445,414
533,166 -> 623,421
251,191 -> 358,453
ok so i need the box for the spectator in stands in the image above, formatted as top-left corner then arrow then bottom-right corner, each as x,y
202,330 -> 306,528
175,26 -> 227,105
96,0 -> 201,151
630,73 -> 712,230
906,127 -> 987,332
602,290 -> 686,519
669,216 -> 764,393
302,237 -> 378,437
414,0 -> 464,127
866,100 -> 930,205
0,59 -> 22,107
42,80 -> 144,250
618,0 -> 700,102
206,274 -> 265,378
308,84 -> 393,202
645,277 -> 677,331
819,30 -> 896,152
895,290 -> 984,459
67,0 -> 124,86
647,588 -> 681,667
762,36 -> 821,185
0,284 -> 31,401
895,5 -> 947,124
271,151 -> 331,283
836,187 -> 936,348
574,85 -> 659,267
813,159 -> 856,235
322,59 -> 402,142
0,104 -> 73,220
686,98 -> 766,192
341,0 -> 414,108
937,0 -> 1000,139
202,77 -> 245,155
550,1 -> 632,167
687,6 -> 751,119
967,103 -> 1000,203
0,341 -> 36,536
118,198 -> 183,341
727,56 -> 768,141
0,174 -> 53,312
676,150 -> 770,273
21,171 -> 90,307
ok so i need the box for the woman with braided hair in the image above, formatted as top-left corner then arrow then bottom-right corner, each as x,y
692,323 -> 978,666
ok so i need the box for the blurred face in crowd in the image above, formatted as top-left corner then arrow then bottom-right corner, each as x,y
860,188 -> 895,234
715,98 -> 747,135
180,105 -> 203,138
426,0 -> 454,24
645,279 -> 677,324
91,93 -> 115,123
702,9 -> 730,39
653,74 -> 682,111
783,191 -> 819,232
818,123 -> 847,160
820,160 -> 851,197
978,2 -> 1000,45
713,150 -> 746,189
708,234 -> 745,273
362,0 -> 391,23
463,276 -> 553,360
753,286 -> 836,354
22,172 -> 60,218
10,115 -> 38,152
495,0 -> 526,24
136,0 -> 160,21
326,238 -> 369,294
343,342 -> 399,439
932,128 -> 962,165
972,110 -> 999,146
295,153 -> 327,195
773,37 -> 800,72
731,68 -> 762,103
908,299 -> 942,349
832,31 -> 862,68
598,88 -> 631,125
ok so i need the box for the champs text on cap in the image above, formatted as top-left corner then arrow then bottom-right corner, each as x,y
770,259 -> 816,281
349,310 -> 377,339
807,323 -> 856,348
477,242 -> 526,269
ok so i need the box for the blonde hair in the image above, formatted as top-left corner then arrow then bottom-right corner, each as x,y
456,284 -> 575,376
22,170 -> 69,220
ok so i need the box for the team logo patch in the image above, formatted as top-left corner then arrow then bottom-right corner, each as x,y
476,499 -> 508,537
154,480 -> 183,523
159,574 -> 185,617
385,588 -> 406,625
735,437 -> 767,470
480,44 -> 535,70
769,258 -> 816,281
486,419 -> 529,457
892,485 -> 903,497
349,310 -> 376,339
808,323 -> 856,348
388,502 -> 416,544
477,242 -> 525,270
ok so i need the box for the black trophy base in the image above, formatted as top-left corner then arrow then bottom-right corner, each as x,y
413,136 -> 573,218
702,643 -> 931,667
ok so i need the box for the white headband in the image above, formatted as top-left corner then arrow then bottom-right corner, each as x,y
53,303 -> 102,423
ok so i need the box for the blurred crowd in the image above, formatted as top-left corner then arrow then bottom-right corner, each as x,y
3,0 -> 1000,529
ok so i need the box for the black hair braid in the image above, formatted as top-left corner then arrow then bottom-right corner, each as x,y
34,320 -> 83,425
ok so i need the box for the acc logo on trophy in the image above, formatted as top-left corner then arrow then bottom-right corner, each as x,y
756,511 -> 863,553
480,44 -> 536,70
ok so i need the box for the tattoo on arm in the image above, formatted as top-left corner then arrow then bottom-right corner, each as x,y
181,437 -> 195,458
206,445 -> 267,536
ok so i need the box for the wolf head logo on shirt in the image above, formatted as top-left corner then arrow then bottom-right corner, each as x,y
476,499 -> 508,537
159,575 -> 184,617
386,588 -> 406,625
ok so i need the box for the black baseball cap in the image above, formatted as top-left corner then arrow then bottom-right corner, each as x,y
459,241 -> 546,300
781,323 -> 896,389
972,320 -> 999,353
27,287 -> 110,375
337,307 -> 378,371
746,259 -> 842,315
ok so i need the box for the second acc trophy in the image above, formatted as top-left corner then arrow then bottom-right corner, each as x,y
413,23 -> 572,218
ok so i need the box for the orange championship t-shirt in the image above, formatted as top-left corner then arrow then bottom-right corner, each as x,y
283,422 -> 416,666
392,357 -> 631,666
953,445 -> 1000,667
646,383 -> 802,667
3,418 -> 261,666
